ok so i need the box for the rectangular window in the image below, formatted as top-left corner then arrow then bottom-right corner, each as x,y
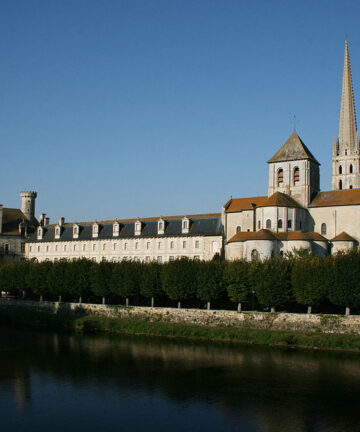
73,245 -> 76,251
124,243 -> 127,250
113,243 -> 117,250
21,243 -> 25,253
46,245 -> 49,252
37,246 -> 40,252
83,244 -> 86,251
29,245 -> 32,252
93,244 -> 96,251
170,241 -> 174,249
103,243 -> 106,251
92,257 -> 96,262
183,241 -> 186,249
136,242 -> 139,250
146,242 -> 150,249
5,244 -> 9,254
157,256 -> 162,263
195,240 -> 199,248
158,242 -> 162,249
169,256 -> 174,261
55,245 -> 58,252
54,258 -> 58,262
287,220 -> 292,229
146,256 -> 151,262
63,245 -> 67,252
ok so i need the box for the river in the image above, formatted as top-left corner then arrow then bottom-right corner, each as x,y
0,326 -> 359,431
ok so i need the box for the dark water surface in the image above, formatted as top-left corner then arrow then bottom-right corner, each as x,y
1,326 -> 360,432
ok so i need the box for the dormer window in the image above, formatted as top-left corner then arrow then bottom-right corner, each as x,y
37,227 -> 43,240
73,224 -> 79,239
158,218 -> 165,235
92,223 -> 99,238
55,226 -> 61,239
182,217 -> 190,234
113,222 -> 120,237
134,220 -> 142,236
277,168 -> 284,185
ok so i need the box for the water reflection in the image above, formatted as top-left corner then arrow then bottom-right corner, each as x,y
0,326 -> 359,432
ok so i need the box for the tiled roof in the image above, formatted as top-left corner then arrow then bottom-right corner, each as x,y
227,230 -> 327,243
309,189 -> 360,207
258,192 -> 303,209
224,197 -> 267,213
331,231 -> 357,242
267,132 -> 320,164
227,229 -> 278,243
27,214 -> 223,243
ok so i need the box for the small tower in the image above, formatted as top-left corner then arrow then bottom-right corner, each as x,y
332,37 -> 360,190
268,132 -> 320,207
20,191 -> 37,224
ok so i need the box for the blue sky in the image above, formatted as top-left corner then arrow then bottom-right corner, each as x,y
1,0 -> 360,222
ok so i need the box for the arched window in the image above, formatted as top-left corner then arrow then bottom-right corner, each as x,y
277,168 -> 283,185
345,149 -> 348,155
251,249 -> 259,261
266,219 -> 271,229
339,180 -> 343,190
278,219 -> 283,229
236,226 -> 241,233
339,165 -> 342,174
287,219 -> 292,229
321,223 -> 327,235
293,167 -> 300,183
350,164 -> 353,174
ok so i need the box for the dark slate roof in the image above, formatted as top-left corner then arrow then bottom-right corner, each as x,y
1,208 -> 38,236
27,214 -> 223,243
267,132 -> 320,165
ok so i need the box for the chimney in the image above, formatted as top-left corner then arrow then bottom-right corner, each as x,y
59,217 -> 65,226
39,213 -> 46,227
45,217 -> 50,226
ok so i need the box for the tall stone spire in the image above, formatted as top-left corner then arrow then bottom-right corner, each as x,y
332,37 -> 360,191
338,37 -> 358,151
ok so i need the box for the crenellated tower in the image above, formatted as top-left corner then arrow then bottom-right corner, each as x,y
332,37 -> 360,190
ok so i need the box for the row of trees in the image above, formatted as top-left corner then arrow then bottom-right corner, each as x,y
1,251 -> 360,315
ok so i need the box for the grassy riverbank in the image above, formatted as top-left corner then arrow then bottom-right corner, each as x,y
1,307 -> 360,351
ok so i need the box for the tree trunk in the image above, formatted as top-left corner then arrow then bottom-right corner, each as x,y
307,305 -> 312,314
271,306 -> 276,313
58,295 -> 62,303
237,302 -> 242,312
345,306 -> 351,316
22,290 -> 25,299
102,296 -> 105,305
178,301 -> 181,309
207,301 -> 211,310
40,295 -> 43,302
151,297 -> 154,308
126,298 -> 129,307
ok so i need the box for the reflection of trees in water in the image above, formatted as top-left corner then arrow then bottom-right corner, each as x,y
1,327 -> 360,432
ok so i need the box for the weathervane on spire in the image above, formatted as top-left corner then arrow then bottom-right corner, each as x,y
291,114 -> 298,132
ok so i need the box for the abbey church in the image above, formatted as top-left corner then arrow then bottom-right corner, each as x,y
2,39 -> 360,262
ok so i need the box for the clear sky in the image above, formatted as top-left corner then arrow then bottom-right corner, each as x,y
1,0 -> 360,223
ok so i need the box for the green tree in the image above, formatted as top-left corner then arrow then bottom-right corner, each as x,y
292,256 -> 328,313
223,260 -> 252,312
161,258 -> 197,308
27,261 -> 52,301
111,261 -> 141,306
47,260 -> 67,302
328,251 -> 360,315
196,261 -> 225,309
90,260 -> 113,304
140,262 -> 163,307
251,257 -> 294,312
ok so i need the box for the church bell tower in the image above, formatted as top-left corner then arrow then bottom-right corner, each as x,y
332,37 -> 360,190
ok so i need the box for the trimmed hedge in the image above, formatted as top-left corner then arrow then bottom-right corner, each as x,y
1,251 -> 360,314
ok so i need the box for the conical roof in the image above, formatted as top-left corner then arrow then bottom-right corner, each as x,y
338,37 -> 358,150
267,132 -> 319,164
331,231 -> 357,242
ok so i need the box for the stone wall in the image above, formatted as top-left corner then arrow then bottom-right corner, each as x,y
1,299 -> 360,335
